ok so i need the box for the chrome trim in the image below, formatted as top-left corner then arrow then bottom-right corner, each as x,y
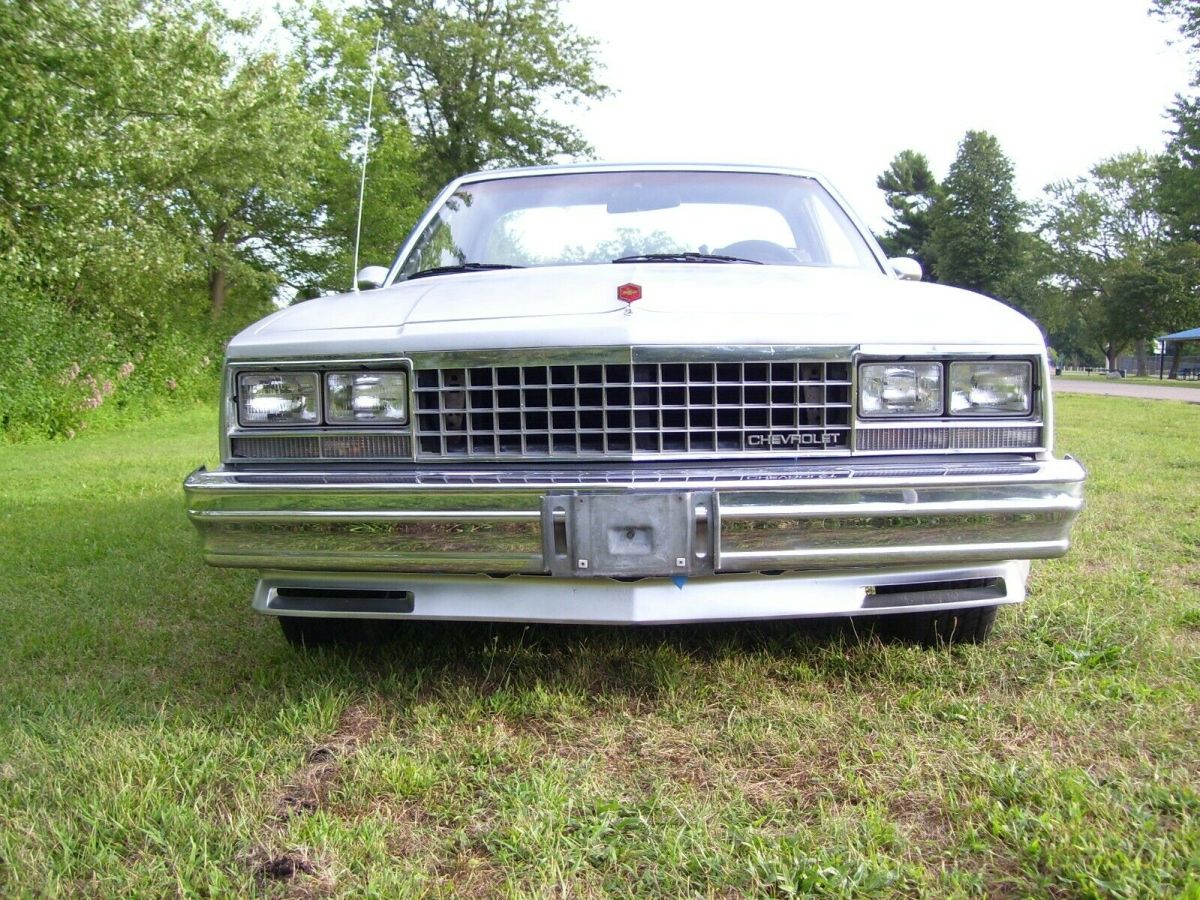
851,353 -> 1045,456
406,345 -> 860,369
220,347 -> 1050,463
223,358 -> 414,463
231,434 -> 413,461
185,456 -> 1085,577
854,424 -> 1043,454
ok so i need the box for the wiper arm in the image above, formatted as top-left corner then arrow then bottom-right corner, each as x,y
612,252 -> 763,265
406,262 -> 524,280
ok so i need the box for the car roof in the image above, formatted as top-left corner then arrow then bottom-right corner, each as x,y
452,162 -> 827,184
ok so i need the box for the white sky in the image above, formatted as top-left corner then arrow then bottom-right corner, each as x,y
555,0 -> 1195,229
237,0 -> 1194,231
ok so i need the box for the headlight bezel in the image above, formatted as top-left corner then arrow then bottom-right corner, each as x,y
857,357 -> 1039,420
231,362 -> 413,429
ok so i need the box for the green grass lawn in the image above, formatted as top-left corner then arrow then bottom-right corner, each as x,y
1,397 -> 1198,897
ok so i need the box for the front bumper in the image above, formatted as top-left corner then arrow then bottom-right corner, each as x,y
184,456 -> 1084,621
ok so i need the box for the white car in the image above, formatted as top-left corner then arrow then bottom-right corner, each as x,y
184,164 -> 1085,647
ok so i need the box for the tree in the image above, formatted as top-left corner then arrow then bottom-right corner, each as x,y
287,5 -> 429,295
1041,151 -> 1192,371
358,0 -> 609,189
150,53 -> 335,319
875,150 -> 941,278
1149,0 -> 1200,375
0,0 -> 327,435
287,0 -> 607,294
929,131 -> 1024,297
1152,0 -> 1200,67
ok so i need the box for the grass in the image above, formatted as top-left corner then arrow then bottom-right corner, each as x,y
1,396 -> 1198,897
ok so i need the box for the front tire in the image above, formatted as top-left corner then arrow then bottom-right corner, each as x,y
878,605 -> 999,646
278,616 -> 366,648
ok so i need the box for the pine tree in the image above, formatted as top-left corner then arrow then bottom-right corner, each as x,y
930,131 -> 1024,297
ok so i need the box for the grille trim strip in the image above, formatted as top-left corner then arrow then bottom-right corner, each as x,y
232,434 -> 412,460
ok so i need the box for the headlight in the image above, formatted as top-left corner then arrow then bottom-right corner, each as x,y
949,362 -> 1032,415
859,363 -> 942,417
325,371 -> 408,424
237,372 -> 320,426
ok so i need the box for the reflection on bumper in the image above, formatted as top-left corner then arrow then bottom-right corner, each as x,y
184,457 -> 1085,577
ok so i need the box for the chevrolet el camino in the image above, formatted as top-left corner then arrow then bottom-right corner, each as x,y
183,164 -> 1086,647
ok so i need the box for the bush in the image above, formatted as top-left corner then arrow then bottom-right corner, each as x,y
0,278 -> 233,442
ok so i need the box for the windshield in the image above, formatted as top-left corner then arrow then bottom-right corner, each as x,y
395,170 -> 883,279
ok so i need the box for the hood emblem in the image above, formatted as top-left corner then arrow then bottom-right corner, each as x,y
617,283 -> 642,304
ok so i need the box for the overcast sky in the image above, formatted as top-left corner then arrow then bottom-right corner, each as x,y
238,0 -> 1195,229
554,0 -> 1195,228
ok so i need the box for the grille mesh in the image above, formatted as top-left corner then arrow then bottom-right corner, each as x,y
414,361 -> 852,458
856,426 -> 1041,452
232,436 -> 320,459
232,434 -> 411,460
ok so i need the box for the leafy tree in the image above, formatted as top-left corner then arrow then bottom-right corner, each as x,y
1151,0 -> 1200,374
286,0 -> 609,293
149,52 -> 334,319
929,131 -> 1025,297
1157,95 -> 1200,245
286,5 -> 429,294
1152,0 -> 1200,68
1041,151 -> 1192,370
356,0 -> 609,189
0,0 -> 322,435
875,150 -> 941,277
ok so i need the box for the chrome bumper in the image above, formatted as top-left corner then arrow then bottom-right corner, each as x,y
184,456 -> 1085,577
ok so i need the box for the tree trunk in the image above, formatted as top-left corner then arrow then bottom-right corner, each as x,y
1135,339 -> 1147,377
209,221 -> 229,320
1106,345 -> 1119,371
209,267 -> 227,321
1169,343 -> 1182,378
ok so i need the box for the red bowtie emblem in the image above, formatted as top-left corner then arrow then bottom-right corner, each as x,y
617,283 -> 642,303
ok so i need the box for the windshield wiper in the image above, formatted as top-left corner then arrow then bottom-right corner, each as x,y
612,252 -> 763,265
406,262 -> 524,280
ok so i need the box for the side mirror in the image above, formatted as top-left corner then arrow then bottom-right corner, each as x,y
355,265 -> 390,291
889,257 -> 923,282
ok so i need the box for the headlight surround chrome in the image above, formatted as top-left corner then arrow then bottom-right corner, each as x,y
237,372 -> 320,426
325,371 -> 409,425
859,363 -> 943,417
949,362 -> 1032,416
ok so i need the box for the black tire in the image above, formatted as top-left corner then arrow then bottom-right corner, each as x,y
877,605 -> 999,646
278,616 -> 366,648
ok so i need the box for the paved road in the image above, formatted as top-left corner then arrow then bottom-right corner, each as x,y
1052,378 -> 1200,403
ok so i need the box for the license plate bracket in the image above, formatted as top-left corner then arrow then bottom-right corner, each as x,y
543,492 -> 712,578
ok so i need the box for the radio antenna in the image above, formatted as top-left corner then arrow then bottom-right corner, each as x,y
352,29 -> 383,292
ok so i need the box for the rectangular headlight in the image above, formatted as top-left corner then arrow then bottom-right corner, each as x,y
325,371 -> 408,424
949,362 -> 1032,415
237,372 -> 320,426
859,363 -> 942,417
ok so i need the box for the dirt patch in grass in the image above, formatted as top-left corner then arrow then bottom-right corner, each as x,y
272,704 -> 380,820
246,703 -> 381,890
249,849 -> 318,880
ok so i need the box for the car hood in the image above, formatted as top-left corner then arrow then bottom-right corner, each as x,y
229,264 -> 1045,359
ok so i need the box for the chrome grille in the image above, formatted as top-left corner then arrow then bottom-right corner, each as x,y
414,361 -> 852,458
